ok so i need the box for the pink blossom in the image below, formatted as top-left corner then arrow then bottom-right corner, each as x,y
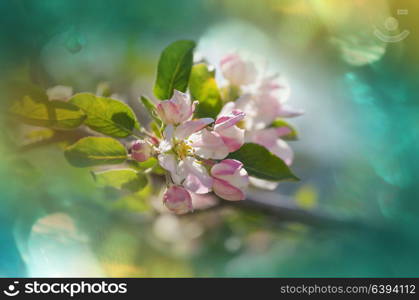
220,53 -> 257,86
156,90 -> 196,125
188,129 -> 230,160
214,108 -> 245,152
211,159 -> 249,201
252,75 -> 303,127
158,154 -> 213,195
163,185 -> 193,214
174,118 -> 213,140
130,140 -> 152,162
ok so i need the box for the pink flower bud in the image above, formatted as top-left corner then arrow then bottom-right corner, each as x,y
214,109 -> 245,152
211,159 -> 249,201
156,90 -> 196,125
220,53 -> 257,86
131,140 -> 152,162
163,185 -> 193,214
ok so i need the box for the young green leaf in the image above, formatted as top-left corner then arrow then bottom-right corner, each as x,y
64,137 -> 127,167
127,157 -> 158,171
227,143 -> 299,181
189,63 -> 223,119
140,95 -> 156,114
70,93 -> 140,138
140,96 -> 162,125
270,119 -> 299,141
92,169 -> 148,192
154,40 -> 196,100
10,96 -> 86,129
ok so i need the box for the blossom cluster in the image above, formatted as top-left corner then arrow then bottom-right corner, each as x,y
131,89 -> 249,214
130,53 -> 302,214
219,54 -> 303,189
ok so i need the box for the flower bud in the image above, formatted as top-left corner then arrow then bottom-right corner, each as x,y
214,109 -> 245,152
163,185 -> 193,214
211,159 -> 249,201
156,90 -> 196,125
130,140 -> 152,162
220,54 -> 257,86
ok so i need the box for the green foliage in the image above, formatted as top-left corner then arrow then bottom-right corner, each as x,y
153,40 -> 195,100
221,85 -> 241,102
92,169 -> 148,192
140,96 -> 162,126
10,96 -> 86,130
271,119 -> 299,141
139,95 -> 156,116
111,183 -> 153,212
127,157 -> 158,171
69,93 -> 140,138
189,63 -> 223,119
5,81 -> 49,103
64,137 -> 127,167
227,143 -> 299,181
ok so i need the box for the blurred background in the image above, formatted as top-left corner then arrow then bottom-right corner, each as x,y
1,0 -> 419,277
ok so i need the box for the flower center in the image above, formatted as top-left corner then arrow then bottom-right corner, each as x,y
236,119 -> 246,129
174,140 -> 193,160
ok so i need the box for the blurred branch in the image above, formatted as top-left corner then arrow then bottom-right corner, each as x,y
191,191 -> 371,232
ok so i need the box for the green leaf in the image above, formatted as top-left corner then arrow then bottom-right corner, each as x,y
140,95 -> 162,124
227,143 -> 299,181
70,93 -> 140,138
270,119 -> 299,141
92,169 -> 147,192
150,121 -> 163,138
64,137 -> 127,167
10,96 -> 86,129
189,63 -> 223,119
127,157 -> 158,171
111,184 -> 152,212
154,40 -> 196,100
140,95 -> 156,115
5,81 -> 49,104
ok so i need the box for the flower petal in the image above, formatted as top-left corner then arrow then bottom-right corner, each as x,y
163,185 -> 193,214
189,129 -> 230,160
213,178 -> 245,201
268,139 -> 294,166
158,153 -> 184,184
174,118 -> 213,140
158,125 -> 174,152
248,128 -> 294,165
277,105 -> 304,118
216,125 -> 244,152
211,159 -> 243,176
211,159 -> 249,189
179,157 -> 213,194
214,110 -> 245,131
156,90 -> 194,124
249,177 -> 278,191
220,53 -> 257,86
